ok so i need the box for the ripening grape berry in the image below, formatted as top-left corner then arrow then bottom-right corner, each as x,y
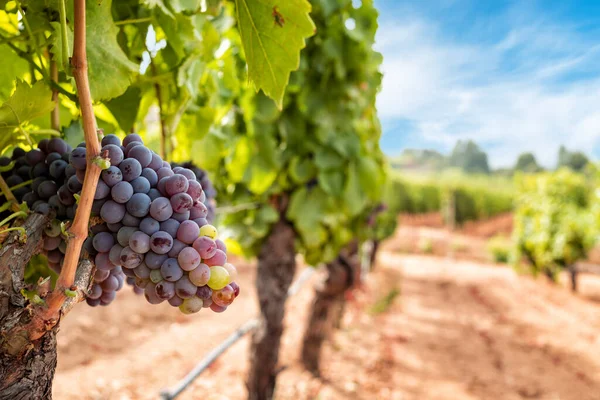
172,211 -> 190,222
165,174 -> 189,196
134,263 -> 151,279
101,133 -> 121,147
199,224 -> 217,239
25,149 -> 45,166
128,145 -> 153,168
123,133 -> 143,147
44,219 -> 62,238
159,218 -> 180,238
150,197 -> 173,222
179,297 -> 203,314
190,202 -> 208,219
102,144 -> 124,166
192,236 -> 217,259
117,226 -> 138,247
170,192 -> 193,213
167,239 -> 187,258
157,167 -> 174,181
206,266 -> 230,291
210,302 -> 227,313
101,166 -> 123,187
120,246 -> 144,269
150,231 -> 174,254
212,284 -> 235,307
119,158 -> 142,181
145,251 -> 168,270
160,258 -> 184,281
126,193 -> 151,217
67,175 -> 83,193
45,152 -> 62,165
140,217 -> 160,235
100,200 -> 126,224
144,283 -> 164,304
168,295 -> 184,307
178,247 -> 201,271
147,188 -> 161,201
204,249 -> 227,267
122,212 -> 141,227
148,153 -> 163,171
193,218 -> 208,227
215,239 -> 227,252
131,176 -> 150,194
195,285 -> 212,299
93,232 -> 115,253
37,180 -> 57,199
176,220 -> 200,244
95,180 -> 111,200
155,280 -> 175,300
109,244 -> 124,266
43,236 -> 61,251
175,276 -> 197,299
95,252 -> 117,271
88,284 -> 103,300
149,269 -> 163,283
111,181 -> 134,204
101,275 -> 119,292
223,263 -> 238,281
129,231 -> 151,253
141,168 -> 159,187
189,263 -> 211,287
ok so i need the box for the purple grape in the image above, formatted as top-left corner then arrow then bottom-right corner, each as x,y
111,181 -> 134,203
150,231 -> 174,254
148,153 -> 163,171
45,152 -> 62,165
186,180 -> 203,201
65,164 -> 76,178
67,175 -> 83,193
177,220 -> 200,244
95,180 -> 111,200
145,283 -> 163,304
178,247 -> 201,271
196,285 -> 212,299
101,275 -> 119,292
190,202 -> 208,219
25,149 -> 45,166
141,168 -> 158,186
175,276 -> 197,299
145,251 -> 168,270
101,134 -> 121,147
215,239 -> 227,252
128,145 -> 152,168
57,185 -> 75,206
170,192 -> 193,213
172,211 -> 190,222
109,244 -> 124,265
88,284 -> 103,300
95,252 -> 117,271
178,168 -> 196,181
230,281 -> 240,297
123,134 -> 143,147
204,249 -> 227,267
37,180 -> 57,199
122,212 -> 141,227
37,138 -> 49,153
157,167 -> 174,181
76,168 -> 86,183
140,217 -> 160,235
192,236 -> 217,259
100,290 -> 116,304
107,222 -> 123,232
126,193 -> 151,217
95,268 -> 110,282
189,263 -> 210,286
119,158 -> 142,181
101,166 -> 123,187
157,177 -> 168,195
131,176 -> 150,193
147,188 -> 161,201
165,174 -> 189,196
167,239 -> 187,258
155,280 -> 175,300
134,262 -> 151,279
149,197 -> 173,222
48,138 -> 68,154
100,200 -> 126,224
129,231 -> 151,253
120,246 -> 144,269
159,218 -> 180,238
49,159 -> 67,179
160,258 -> 184,282
93,232 -> 115,253
117,226 -> 138,247
168,295 -> 184,307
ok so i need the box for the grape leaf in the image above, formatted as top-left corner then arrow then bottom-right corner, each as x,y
0,45 -> 29,102
0,80 -> 56,137
50,0 -> 138,100
105,86 -> 142,132
234,0 -> 315,107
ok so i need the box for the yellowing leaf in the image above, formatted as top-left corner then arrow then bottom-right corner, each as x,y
234,0 -> 315,107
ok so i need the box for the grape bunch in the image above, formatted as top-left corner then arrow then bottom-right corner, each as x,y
171,161 -> 216,223
88,133 -> 239,314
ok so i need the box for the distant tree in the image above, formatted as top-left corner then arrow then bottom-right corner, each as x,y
557,146 -> 589,172
515,152 -> 542,173
448,140 -> 490,174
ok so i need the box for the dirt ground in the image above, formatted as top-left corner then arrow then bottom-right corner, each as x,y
53,218 -> 600,400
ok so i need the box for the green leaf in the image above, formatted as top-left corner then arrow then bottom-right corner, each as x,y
234,0 -> 315,107
0,80 -> 55,137
52,0 -> 138,100
225,136 -> 251,183
0,45 -> 29,102
288,156 -> 316,184
63,120 -> 84,147
105,86 -> 142,132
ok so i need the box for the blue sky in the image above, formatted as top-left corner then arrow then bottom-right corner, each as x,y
373,0 -> 600,167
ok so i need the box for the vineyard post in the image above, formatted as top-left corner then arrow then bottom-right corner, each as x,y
247,199 -> 297,400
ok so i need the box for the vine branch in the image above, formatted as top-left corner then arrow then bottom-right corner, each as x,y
26,0 -> 102,340
50,58 -> 60,131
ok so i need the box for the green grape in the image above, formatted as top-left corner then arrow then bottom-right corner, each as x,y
179,297 -> 203,314
199,224 -> 217,239
206,266 -> 230,290
150,269 -> 163,283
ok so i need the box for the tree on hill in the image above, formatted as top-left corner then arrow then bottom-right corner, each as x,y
448,140 -> 490,174
515,152 -> 542,173
558,146 -> 589,172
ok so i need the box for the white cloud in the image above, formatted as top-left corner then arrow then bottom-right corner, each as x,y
375,7 -> 600,167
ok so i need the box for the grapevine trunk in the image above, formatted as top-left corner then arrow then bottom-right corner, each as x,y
247,217 -> 296,400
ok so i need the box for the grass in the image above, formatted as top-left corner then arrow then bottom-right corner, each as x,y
369,287 -> 400,315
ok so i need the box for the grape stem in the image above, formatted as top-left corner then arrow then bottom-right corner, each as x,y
27,0 -> 102,341
50,57 -> 60,131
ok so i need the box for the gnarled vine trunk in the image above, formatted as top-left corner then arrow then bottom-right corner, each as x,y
301,243 -> 359,374
0,214 -> 58,399
247,215 -> 296,400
